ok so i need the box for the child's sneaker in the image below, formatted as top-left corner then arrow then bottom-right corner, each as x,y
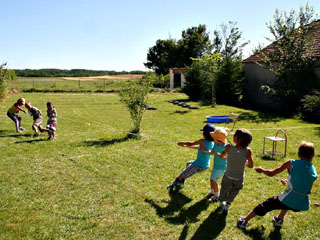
273,215 -> 283,229
206,192 -> 214,199
19,127 -> 25,131
209,194 -> 219,202
33,132 -> 40,137
222,204 -> 230,215
237,217 -> 248,230
218,201 -> 225,211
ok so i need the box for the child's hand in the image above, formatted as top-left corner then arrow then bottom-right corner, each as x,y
178,142 -> 185,147
280,178 -> 288,186
254,167 -> 264,173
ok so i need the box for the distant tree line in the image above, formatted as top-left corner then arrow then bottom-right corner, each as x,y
14,69 -> 146,78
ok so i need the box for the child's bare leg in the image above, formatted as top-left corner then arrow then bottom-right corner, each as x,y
52,131 -> 56,140
278,209 -> 287,219
244,210 -> 256,222
211,180 -> 219,193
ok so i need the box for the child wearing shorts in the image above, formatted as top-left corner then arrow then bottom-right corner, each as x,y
25,102 -> 45,137
237,141 -> 317,230
167,124 -> 216,191
204,127 -> 228,202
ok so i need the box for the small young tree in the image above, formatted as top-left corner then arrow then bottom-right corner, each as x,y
260,4 -> 320,113
119,78 -> 152,136
184,53 -> 222,105
0,63 -> 8,100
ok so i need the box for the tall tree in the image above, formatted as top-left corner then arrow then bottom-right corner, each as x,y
212,21 -> 248,60
260,4 -> 319,113
144,39 -> 178,75
144,25 -> 212,75
177,24 -> 212,66
212,22 -> 248,105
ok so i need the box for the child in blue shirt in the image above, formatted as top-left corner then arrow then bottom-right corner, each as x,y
167,124 -> 215,191
238,141 -> 318,230
204,127 -> 228,202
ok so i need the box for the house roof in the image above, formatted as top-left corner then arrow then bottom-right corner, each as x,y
243,19 -> 320,63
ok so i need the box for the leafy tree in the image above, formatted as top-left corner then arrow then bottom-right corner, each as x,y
0,63 -> 8,99
119,77 -> 152,136
144,39 -> 178,75
260,4 -> 320,113
184,53 -> 222,105
215,58 -> 246,105
144,25 -> 212,75
212,21 -> 248,60
212,22 -> 248,105
177,24 -> 212,66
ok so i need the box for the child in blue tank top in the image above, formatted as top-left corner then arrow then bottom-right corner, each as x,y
203,127 -> 228,202
167,124 -> 215,191
237,141 -> 318,230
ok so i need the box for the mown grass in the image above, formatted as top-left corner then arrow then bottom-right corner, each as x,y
1,92 -> 320,239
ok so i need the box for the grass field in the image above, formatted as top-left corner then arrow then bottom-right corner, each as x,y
8,75 -> 143,93
1,92 -> 320,239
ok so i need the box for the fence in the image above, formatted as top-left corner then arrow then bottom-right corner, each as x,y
8,77 -> 135,93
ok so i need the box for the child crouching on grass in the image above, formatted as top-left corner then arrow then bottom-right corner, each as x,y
217,128 -> 253,215
167,124 -> 216,191
7,98 -> 26,132
237,141 -> 317,230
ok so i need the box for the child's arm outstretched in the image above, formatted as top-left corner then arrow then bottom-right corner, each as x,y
178,139 -> 204,150
16,104 -> 26,114
245,148 -> 254,168
254,160 -> 292,177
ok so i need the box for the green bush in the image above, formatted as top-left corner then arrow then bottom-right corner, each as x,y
215,58 -> 246,106
183,61 -> 211,103
0,63 -> 8,100
299,91 -> 320,123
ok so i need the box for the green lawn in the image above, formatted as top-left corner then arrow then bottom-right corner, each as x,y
1,92 -> 320,239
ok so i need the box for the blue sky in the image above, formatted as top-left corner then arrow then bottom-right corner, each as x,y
1,0 -> 319,71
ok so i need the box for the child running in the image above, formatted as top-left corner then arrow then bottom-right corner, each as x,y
45,102 -> 57,140
7,98 -> 26,132
25,102 -> 45,137
217,128 -> 253,215
237,141 -> 317,230
204,127 -> 228,202
167,124 -> 216,191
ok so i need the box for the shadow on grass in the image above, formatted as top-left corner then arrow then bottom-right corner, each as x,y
145,189 -> 192,218
170,110 -> 191,115
189,208 -> 226,240
237,112 -> 286,123
0,132 -> 32,138
165,198 -> 209,224
82,133 -> 134,147
14,138 -> 46,144
241,226 -> 282,240
313,127 -> 320,137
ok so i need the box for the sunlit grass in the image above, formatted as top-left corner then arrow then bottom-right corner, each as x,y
0,92 -> 319,239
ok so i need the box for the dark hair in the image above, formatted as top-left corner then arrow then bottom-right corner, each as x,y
47,102 -> 53,107
298,141 -> 314,160
234,128 -> 252,147
203,131 -> 214,141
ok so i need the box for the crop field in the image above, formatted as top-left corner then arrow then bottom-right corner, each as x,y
8,75 -> 143,93
1,91 -> 320,239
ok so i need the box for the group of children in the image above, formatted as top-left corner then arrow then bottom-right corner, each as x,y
167,123 -> 317,230
7,98 -> 57,140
